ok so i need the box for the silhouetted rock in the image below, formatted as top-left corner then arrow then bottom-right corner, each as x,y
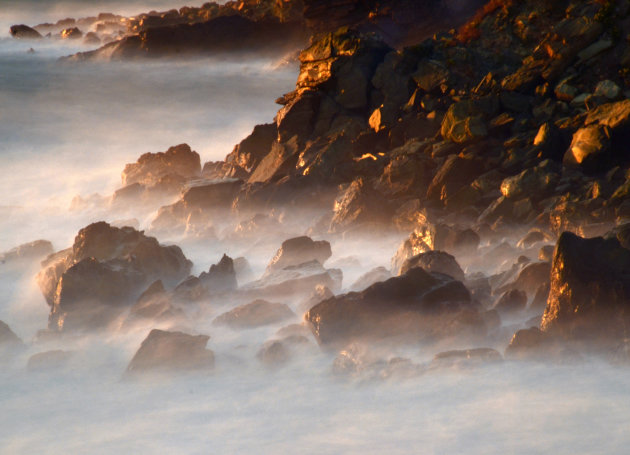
494,289 -> 527,315
199,254 -> 237,294
127,329 -> 214,374
350,267 -> 391,292
0,321 -> 23,354
10,25 -> 42,39
266,236 -> 331,273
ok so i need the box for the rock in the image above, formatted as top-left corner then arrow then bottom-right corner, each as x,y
199,254 -> 237,294
214,300 -> 294,328
541,232 -> 630,346
350,267 -> 391,292
27,350 -> 72,371
257,340 -> 290,366
233,257 -> 255,285
0,321 -> 23,353
36,222 -> 191,331
577,39 -> 613,62
329,177 -> 393,232
127,329 -> 214,375
563,125 -> 611,174
400,250 -> 465,282
241,260 -> 342,300
426,155 -> 485,206
431,348 -> 502,369
594,80 -> 621,100
225,123 -> 277,173
122,143 -> 201,187
172,276 -> 209,303
505,327 -> 552,360
60,27 -> 82,39
266,236 -> 331,273
413,59 -> 449,93
539,245 -> 555,262
500,161 -> 559,201
554,78 -> 578,102
305,267 -> 484,347
10,25 -> 42,39
0,240 -> 53,264
493,289 -> 527,315
128,280 -> 182,322
440,100 -> 488,144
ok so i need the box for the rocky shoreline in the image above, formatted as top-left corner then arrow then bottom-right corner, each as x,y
4,0 -> 630,376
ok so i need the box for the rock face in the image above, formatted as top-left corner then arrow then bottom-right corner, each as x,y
127,329 -> 214,374
122,143 -> 201,187
214,300 -> 294,328
266,236 -> 332,272
541,232 -> 630,346
36,222 -> 191,331
305,267 -> 484,347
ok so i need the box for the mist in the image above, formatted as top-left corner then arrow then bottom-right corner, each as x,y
1,1 -> 629,454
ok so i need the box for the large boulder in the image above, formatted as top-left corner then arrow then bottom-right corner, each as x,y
329,177 -> 393,233
540,232 -> 630,347
266,236 -> 331,273
440,100 -> 488,144
224,123 -> 277,173
36,222 -> 191,331
199,254 -> 238,293
127,329 -> 214,375
563,125 -> 611,174
305,267 -> 484,348
121,143 -> 201,187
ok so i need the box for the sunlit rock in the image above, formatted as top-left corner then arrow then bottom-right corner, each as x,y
60,27 -> 82,39
306,267 -> 484,348
127,329 -> 214,375
214,300 -> 294,329
541,232 -> 630,347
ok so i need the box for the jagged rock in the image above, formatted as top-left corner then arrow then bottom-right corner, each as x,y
27,350 -> 73,371
541,232 -> 630,346
500,161 -> 559,201
122,143 -> 201,187
400,250 -> 464,282
36,222 -> 191,331
0,240 -> 53,264
128,280 -> 182,322
173,276 -> 210,303
305,267 -> 483,347
585,99 -> 630,132
563,125 -> 611,174
266,236 -> 331,273
199,254 -> 237,294
10,25 -> 42,39
214,299 -> 294,329
0,321 -> 23,354
242,260 -> 342,299
127,329 -> 214,374
350,267 -> 391,292
440,100 -> 488,144
426,155 -> 485,207
225,123 -> 277,173
413,59 -> 450,93
494,289 -> 527,315
329,177 -> 393,232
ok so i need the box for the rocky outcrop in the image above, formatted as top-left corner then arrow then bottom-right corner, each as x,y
127,329 -> 214,374
541,232 -> 630,346
266,236 -> 331,273
199,254 -> 238,294
36,222 -> 191,331
399,250 -> 465,281
0,240 -> 53,265
305,266 -> 484,347
10,25 -> 42,39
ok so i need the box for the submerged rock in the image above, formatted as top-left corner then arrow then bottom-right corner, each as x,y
127,329 -> 214,374
214,300 -> 295,329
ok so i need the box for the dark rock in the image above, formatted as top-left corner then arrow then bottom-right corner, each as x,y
199,254 -> 237,294
541,232 -> 630,346
329,177 -> 393,232
305,267 -> 483,347
128,280 -> 182,322
214,299 -> 294,329
61,27 -> 82,39
10,25 -> 42,39
127,329 -> 214,374
266,236 -> 331,273
505,327 -> 552,360
538,245 -> 555,262
494,289 -> 527,315
440,100 -> 488,144
225,123 -> 277,173
426,155 -> 485,207
122,143 -> 201,187
400,250 -> 465,282
563,125 -> 611,174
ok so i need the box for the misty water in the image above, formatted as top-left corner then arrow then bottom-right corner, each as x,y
0,2 -> 629,454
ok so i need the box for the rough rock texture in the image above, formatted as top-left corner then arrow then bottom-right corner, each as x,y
305,267 -> 483,347
36,222 -> 191,331
127,329 -> 214,374
122,143 -> 201,187
399,250 -> 465,281
541,232 -> 630,346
